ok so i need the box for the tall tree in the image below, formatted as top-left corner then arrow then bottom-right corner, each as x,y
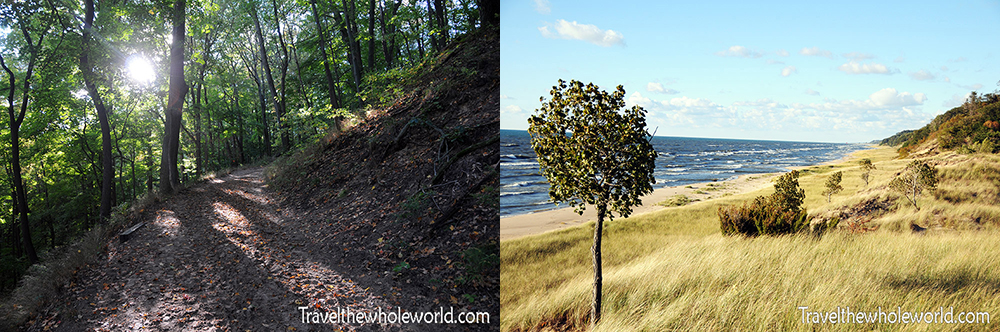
367,0 -> 376,70
529,80 -> 657,328
433,0 -> 448,48
79,0 -> 116,221
308,0 -> 342,118
0,26 -> 41,263
268,0 -> 291,152
160,0 -> 187,193
250,5 -> 278,156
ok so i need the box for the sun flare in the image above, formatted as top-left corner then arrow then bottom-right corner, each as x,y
126,55 -> 155,85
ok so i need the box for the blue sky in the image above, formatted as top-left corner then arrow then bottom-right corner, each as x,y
500,0 -> 1000,143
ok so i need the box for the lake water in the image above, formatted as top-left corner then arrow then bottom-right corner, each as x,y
500,129 -> 866,217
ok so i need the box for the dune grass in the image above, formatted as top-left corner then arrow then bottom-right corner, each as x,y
501,146 -> 1000,331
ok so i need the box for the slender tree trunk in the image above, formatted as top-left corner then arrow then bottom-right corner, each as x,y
592,203 -> 605,329
379,0 -> 400,68
251,6 -> 279,156
80,0 -> 115,220
0,36 -> 39,264
367,0 -> 376,71
309,0 -> 343,118
335,3 -> 362,94
160,0 -> 187,194
426,0 -> 438,51
433,0 -> 447,47
269,0 -> 291,153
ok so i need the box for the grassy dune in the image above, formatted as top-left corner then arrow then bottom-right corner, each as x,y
501,146 -> 1000,331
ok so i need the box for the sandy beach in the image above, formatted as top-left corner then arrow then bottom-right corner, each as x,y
500,148 -> 871,241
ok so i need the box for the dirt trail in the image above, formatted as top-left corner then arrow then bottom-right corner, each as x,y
34,168 -> 409,331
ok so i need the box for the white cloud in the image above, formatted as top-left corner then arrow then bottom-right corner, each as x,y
838,61 -> 894,75
894,56 -> 905,63
805,89 -> 820,96
869,88 -> 926,107
503,105 -> 525,114
942,93 -> 970,108
766,59 -> 784,65
958,83 -> 984,90
776,49 -> 789,57
949,56 -> 967,62
944,76 -> 951,83
908,70 -> 935,81
799,47 -> 833,58
630,89 -> 934,141
539,20 -> 625,47
533,0 -> 551,14
715,45 -> 762,58
940,65 -> 949,72
646,82 -> 679,94
781,66 -> 797,77
500,94 -> 512,100
842,52 -> 874,61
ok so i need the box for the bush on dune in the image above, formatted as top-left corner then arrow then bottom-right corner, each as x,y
719,170 -> 809,236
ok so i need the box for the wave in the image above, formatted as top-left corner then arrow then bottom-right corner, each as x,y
501,154 -> 535,159
502,161 -> 539,168
718,163 -> 743,169
500,191 -> 538,197
502,180 -> 547,188
501,143 -> 519,147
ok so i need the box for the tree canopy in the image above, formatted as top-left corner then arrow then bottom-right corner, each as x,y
0,0 -> 489,293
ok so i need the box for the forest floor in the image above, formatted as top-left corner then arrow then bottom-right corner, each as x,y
28,167 -> 491,331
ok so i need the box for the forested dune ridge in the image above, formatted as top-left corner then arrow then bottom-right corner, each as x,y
0,0 -> 499,330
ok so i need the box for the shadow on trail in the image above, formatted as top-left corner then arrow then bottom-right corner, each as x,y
48,169 -> 398,332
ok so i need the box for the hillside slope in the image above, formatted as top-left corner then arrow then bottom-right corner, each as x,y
266,25 -> 500,328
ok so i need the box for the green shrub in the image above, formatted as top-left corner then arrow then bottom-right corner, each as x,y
719,194 -> 809,236
719,171 -> 809,236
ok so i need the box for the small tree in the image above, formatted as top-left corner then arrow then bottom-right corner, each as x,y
859,158 -> 876,186
823,171 -> 843,202
529,79 -> 657,328
889,160 -> 938,210
773,170 -> 805,212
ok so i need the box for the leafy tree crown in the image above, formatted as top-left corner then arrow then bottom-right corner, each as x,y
528,79 -> 657,220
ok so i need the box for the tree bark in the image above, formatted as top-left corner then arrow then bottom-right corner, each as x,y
308,0 -> 342,118
426,0 -> 438,52
0,50 -> 38,264
160,0 -> 187,194
78,0 -> 118,220
367,0 -> 376,71
251,6 -> 278,156
592,203 -> 605,329
433,0 -> 448,48
335,1 -> 363,94
269,0 -> 291,153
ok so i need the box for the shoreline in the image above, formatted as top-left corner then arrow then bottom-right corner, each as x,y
499,146 -> 874,241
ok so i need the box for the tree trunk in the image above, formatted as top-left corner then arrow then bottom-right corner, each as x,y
160,0 -> 187,194
592,203 -> 605,329
367,0 -> 376,71
251,6 -> 278,156
379,0 -> 400,69
478,0 -> 499,27
269,0 -> 291,153
426,0 -> 438,51
0,32 -> 39,264
434,0 -> 448,47
335,2 -> 363,94
308,0 -> 342,118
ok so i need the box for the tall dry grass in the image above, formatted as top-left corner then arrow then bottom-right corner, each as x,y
502,146 -> 1000,331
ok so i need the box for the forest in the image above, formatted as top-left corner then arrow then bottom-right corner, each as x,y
0,0 -> 497,308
